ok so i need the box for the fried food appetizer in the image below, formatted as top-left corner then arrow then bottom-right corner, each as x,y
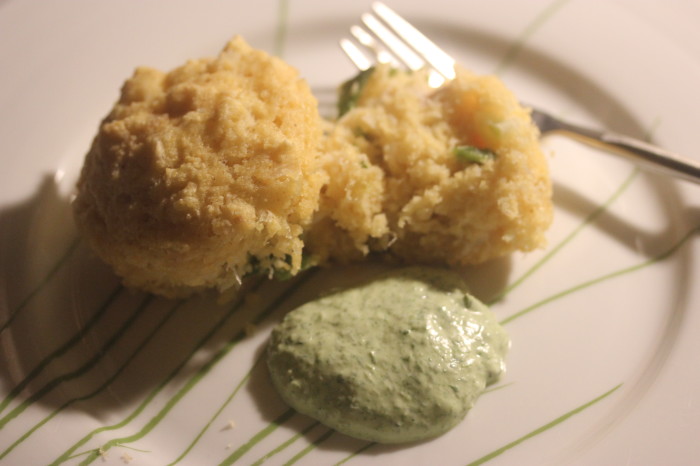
73,37 -> 323,298
307,65 -> 552,266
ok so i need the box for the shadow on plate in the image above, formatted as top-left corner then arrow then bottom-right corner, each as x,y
0,173 -> 511,444
554,177 -> 700,257
0,177 -> 284,419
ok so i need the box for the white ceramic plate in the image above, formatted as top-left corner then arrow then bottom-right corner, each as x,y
1,1 -> 699,464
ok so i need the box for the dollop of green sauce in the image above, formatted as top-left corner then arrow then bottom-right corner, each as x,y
266,267 -> 509,444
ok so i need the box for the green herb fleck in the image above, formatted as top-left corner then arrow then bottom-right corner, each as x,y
454,145 -> 495,164
352,127 -> 372,140
338,67 -> 375,117
273,253 -> 315,281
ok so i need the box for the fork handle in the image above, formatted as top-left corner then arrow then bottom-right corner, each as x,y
551,121 -> 700,185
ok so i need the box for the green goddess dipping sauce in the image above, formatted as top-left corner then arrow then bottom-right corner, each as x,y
266,267 -> 509,444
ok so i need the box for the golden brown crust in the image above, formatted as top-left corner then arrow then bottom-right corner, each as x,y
307,65 -> 553,266
73,37 -> 322,297
74,47 -> 552,298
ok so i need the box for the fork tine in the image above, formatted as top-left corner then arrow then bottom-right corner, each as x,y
340,2 -> 455,88
361,12 -> 426,72
372,2 -> 455,85
340,38 -> 373,71
350,25 -> 400,68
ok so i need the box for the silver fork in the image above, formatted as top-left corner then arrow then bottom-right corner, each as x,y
340,2 -> 700,185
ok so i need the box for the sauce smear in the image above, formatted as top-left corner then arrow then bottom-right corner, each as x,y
266,267 -> 509,444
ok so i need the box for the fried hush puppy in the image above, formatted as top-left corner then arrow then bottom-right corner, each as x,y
306,64 -> 553,266
73,37 -> 323,298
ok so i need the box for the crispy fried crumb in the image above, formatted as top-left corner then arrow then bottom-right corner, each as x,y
73,36 -> 323,298
307,64 -> 552,265
221,419 -> 236,431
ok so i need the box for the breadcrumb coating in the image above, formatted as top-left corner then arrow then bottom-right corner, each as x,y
306,65 -> 552,265
74,43 -> 552,298
73,37 -> 322,298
